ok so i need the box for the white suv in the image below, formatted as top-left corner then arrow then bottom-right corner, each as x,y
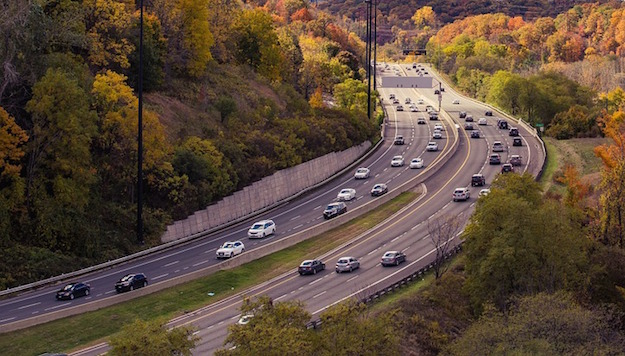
216,241 -> 245,258
453,187 -> 470,202
247,220 -> 276,239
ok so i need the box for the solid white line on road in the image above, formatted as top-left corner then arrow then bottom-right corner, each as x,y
193,260 -> 209,267
290,215 -> 301,221
152,273 -> 168,281
293,224 -> 303,230
44,302 -> 71,312
0,317 -> 15,323
275,294 -> 287,301
164,260 -> 179,267
18,302 -> 41,310
312,291 -> 327,299
346,275 -> 359,283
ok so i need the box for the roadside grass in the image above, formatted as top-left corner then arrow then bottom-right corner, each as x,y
540,137 -> 607,195
0,192 -> 417,355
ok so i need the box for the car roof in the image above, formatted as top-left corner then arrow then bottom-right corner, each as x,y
384,251 -> 400,255
393,155 -> 402,159
472,174 -> 483,177
253,219 -> 273,224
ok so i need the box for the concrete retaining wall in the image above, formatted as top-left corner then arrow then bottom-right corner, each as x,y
161,142 -> 372,243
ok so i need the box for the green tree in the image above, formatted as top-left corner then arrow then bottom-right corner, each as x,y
316,300 -> 399,355
177,0 -> 214,77
333,78 -> 367,113
485,70 -> 526,115
463,174 -> 587,311
25,68 -> 97,249
232,9 -> 284,81
446,292 -> 625,355
216,296 -> 314,355
109,318 -> 198,355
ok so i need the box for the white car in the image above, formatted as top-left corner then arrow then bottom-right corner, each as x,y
479,188 -> 491,197
410,106 -> 419,112
247,220 -> 276,239
426,142 -> 438,151
478,117 -> 488,125
452,99 -> 460,104
433,130 -> 442,139
434,124 -> 444,131
492,141 -> 504,152
391,155 -> 405,167
237,314 -> 254,325
354,167 -> 370,179
410,158 -> 424,169
337,188 -> 356,201
453,187 -> 470,202
216,241 -> 245,259
417,99 -> 424,104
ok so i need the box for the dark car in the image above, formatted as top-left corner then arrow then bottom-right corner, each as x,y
115,273 -> 148,293
434,89 -> 440,94
510,155 -> 522,166
485,110 -> 493,116
298,259 -> 325,275
471,174 -> 486,187
509,127 -> 519,136
429,112 -> 439,120
381,251 -> 406,267
459,111 -> 467,118
465,115 -> 474,122
371,183 -> 388,196
470,131 -> 480,138
464,123 -> 474,130
513,137 -> 523,146
394,135 -> 405,145
323,202 -> 347,219
56,282 -> 90,300
497,119 -> 508,129
501,163 -> 514,173
489,153 -> 501,165
440,87 -> 445,92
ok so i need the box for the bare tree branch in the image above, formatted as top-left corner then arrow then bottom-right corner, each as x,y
427,214 -> 461,279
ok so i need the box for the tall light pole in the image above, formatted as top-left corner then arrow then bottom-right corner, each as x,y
365,0 -> 372,121
373,0 -> 377,94
137,0 -> 144,245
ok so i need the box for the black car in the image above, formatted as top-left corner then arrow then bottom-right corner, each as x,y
394,135 -> 405,145
485,110 -> 493,116
429,112 -> 439,120
323,202 -> 347,219
470,131 -> 480,138
459,111 -> 467,118
489,153 -> 501,165
56,282 -> 90,300
497,119 -> 508,129
381,251 -> 406,267
509,127 -> 519,136
464,123 -> 474,130
513,137 -> 523,146
471,174 -> 486,187
298,259 -> 325,275
115,273 -> 148,293
371,183 -> 388,196
501,163 -> 514,173
434,89 -> 440,94
465,115 -> 474,122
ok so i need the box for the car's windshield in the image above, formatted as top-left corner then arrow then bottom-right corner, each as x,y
223,243 -> 234,248
340,189 -> 350,194
383,253 -> 394,258
251,224 -> 263,229
326,204 -> 336,210
62,284 -> 74,291
357,169 -> 367,173
301,261 -> 311,266
338,259 -> 348,264
121,275 -> 133,282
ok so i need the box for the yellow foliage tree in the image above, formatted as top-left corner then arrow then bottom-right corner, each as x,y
0,106 -> 28,180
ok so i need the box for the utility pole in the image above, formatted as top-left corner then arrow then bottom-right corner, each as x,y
373,0 -> 377,107
137,0 -> 145,245
365,0 -> 372,121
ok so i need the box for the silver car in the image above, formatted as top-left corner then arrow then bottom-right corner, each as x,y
335,256 -> 360,273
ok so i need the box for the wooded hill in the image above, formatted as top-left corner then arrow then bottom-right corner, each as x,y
0,0 -> 378,288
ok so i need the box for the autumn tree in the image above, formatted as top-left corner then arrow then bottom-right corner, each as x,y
216,296 -> 314,355
427,214 -> 461,280
556,164 -> 591,209
412,6 -> 437,31
109,318 -> 198,355
333,78 -> 367,113
594,110 -> 625,247
447,292 -> 625,355
25,68 -> 97,250
463,173 -> 588,311
84,0 -> 134,70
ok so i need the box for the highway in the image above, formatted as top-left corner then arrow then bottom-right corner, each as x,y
66,63 -> 545,355
0,64 -> 458,330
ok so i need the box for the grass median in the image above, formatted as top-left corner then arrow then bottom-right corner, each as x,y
0,191 -> 418,355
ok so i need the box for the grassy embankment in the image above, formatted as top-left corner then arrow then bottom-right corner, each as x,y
0,192 -> 417,355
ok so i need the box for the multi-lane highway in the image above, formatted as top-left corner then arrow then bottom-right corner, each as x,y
1,63 -> 544,355
0,64 -> 458,330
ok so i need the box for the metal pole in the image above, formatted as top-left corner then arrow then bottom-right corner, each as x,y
365,0 -> 371,121
373,0 -> 377,93
137,0 -> 144,245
